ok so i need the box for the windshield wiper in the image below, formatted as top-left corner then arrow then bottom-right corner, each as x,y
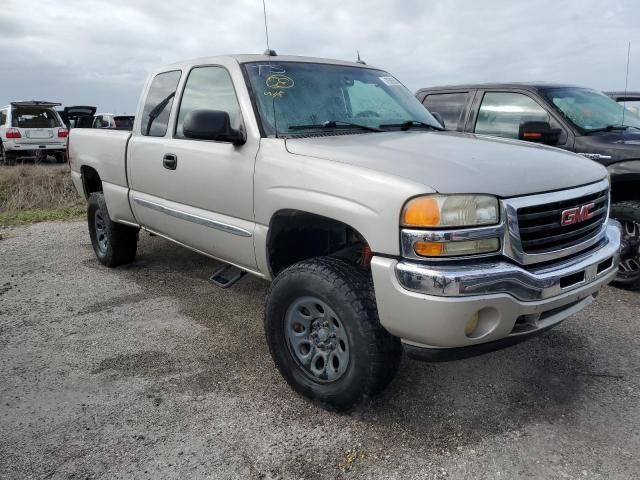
288,120 -> 382,132
379,120 -> 443,131
585,124 -> 630,135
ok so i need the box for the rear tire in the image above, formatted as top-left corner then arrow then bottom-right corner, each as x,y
55,152 -> 66,164
610,201 -> 640,290
87,192 -> 138,267
0,144 -> 16,166
265,256 -> 402,411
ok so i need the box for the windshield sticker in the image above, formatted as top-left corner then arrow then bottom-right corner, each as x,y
379,76 -> 401,86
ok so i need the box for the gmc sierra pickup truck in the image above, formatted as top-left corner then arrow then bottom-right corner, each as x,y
70,54 -> 620,410
417,83 -> 640,289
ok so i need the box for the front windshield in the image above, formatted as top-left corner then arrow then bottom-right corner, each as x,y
244,61 -> 441,136
542,87 -> 640,132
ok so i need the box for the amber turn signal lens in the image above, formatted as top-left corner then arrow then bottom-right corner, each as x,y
413,241 -> 444,256
402,196 -> 440,227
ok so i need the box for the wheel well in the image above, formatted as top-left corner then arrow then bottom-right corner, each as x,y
267,210 -> 370,276
81,166 -> 102,197
611,176 -> 640,203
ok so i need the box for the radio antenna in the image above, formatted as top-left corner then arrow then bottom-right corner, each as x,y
262,0 -> 271,53
261,0 -> 278,137
622,41 -> 631,126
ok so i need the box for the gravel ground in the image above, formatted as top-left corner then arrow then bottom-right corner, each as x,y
1,220 -> 639,479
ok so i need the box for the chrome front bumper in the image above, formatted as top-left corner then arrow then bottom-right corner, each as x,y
396,220 -> 620,302
371,220 -> 620,349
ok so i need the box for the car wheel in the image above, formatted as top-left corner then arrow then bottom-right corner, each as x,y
611,201 -> 640,290
265,256 -> 402,411
55,152 -> 66,164
87,192 -> 139,267
0,143 -> 15,166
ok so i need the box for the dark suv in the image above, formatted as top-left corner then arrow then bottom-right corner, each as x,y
416,83 -> 640,289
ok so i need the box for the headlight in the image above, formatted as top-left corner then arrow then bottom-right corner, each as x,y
401,194 -> 499,228
413,238 -> 500,257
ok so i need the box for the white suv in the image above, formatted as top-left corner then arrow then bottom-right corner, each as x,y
0,101 -> 68,164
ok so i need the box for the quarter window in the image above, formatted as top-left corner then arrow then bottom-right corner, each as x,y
140,70 -> 182,137
475,92 -> 549,138
0,110 -> 6,126
423,92 -> 471,130
175,66 -> 241,139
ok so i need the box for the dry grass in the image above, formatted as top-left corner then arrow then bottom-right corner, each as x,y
0,165 -> 85,225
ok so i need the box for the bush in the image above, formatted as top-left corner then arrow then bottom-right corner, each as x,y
0,165 -> 85,225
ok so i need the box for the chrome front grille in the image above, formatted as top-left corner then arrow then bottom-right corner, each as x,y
517,189 -> 609,254
502,179 -> 610,266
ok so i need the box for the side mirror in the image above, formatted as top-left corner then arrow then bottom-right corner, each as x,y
518,121 -> 561,145
183,109 -> 246,145
431,111 -> 446,129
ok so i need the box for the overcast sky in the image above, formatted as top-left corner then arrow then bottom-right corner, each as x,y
1,0 -> 638,113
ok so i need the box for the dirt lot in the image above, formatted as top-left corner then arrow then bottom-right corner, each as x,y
1,221 -> 639,479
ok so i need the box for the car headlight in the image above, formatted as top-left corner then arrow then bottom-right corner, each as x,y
412,237 -> 500,257
401,194 -> 499,227
401,194 -> 501,257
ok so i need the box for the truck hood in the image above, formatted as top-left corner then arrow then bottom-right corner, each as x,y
285,131 -> 607,198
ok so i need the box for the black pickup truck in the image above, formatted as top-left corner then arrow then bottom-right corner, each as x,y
416,83 -> 640,289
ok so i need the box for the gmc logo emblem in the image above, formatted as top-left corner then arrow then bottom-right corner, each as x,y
561,202 -> 595,226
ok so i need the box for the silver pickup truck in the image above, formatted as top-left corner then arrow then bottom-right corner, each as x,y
69,54 -> 621,410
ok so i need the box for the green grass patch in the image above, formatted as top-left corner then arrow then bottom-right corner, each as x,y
0,206 -> 86,225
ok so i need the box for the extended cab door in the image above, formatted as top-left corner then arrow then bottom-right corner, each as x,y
419,90 -> 475,132
465,89 -> 573,149
130,64 -> 260,271
128,70 -> 183,236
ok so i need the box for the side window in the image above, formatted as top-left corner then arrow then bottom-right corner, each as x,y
175,66 -> 241,139
475,92 -> 549,138
141,70 -> 182,137
423,92 -> 470,131
0,110 -> 6,126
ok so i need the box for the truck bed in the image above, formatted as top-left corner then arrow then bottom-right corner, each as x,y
69,128 -> 135,224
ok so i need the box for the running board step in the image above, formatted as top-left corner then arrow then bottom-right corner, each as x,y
209,264 -> 246,289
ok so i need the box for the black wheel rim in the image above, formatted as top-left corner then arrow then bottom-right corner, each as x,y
284,296 -> 350,383
619,219 -> 640,279
94,210 -> 108,255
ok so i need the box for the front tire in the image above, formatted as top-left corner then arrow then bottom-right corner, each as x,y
87,192 -> 138,267
611,201 -> 640,290
265,257 -> 401,411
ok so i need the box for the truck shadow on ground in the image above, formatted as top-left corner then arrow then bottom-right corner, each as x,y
85,233 -> 606,452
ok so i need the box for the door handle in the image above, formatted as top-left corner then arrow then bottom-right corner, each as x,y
163,153 -> 177,170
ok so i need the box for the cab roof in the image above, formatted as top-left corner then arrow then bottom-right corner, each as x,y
157,54 -> 382,71
416,82 -> 587,95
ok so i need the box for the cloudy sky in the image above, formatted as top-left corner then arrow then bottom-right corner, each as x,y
1,0 -> 638,113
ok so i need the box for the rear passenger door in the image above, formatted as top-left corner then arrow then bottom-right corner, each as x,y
469,90 -> 570,147
421,91 -> 474,131
128,70 -> 183,234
